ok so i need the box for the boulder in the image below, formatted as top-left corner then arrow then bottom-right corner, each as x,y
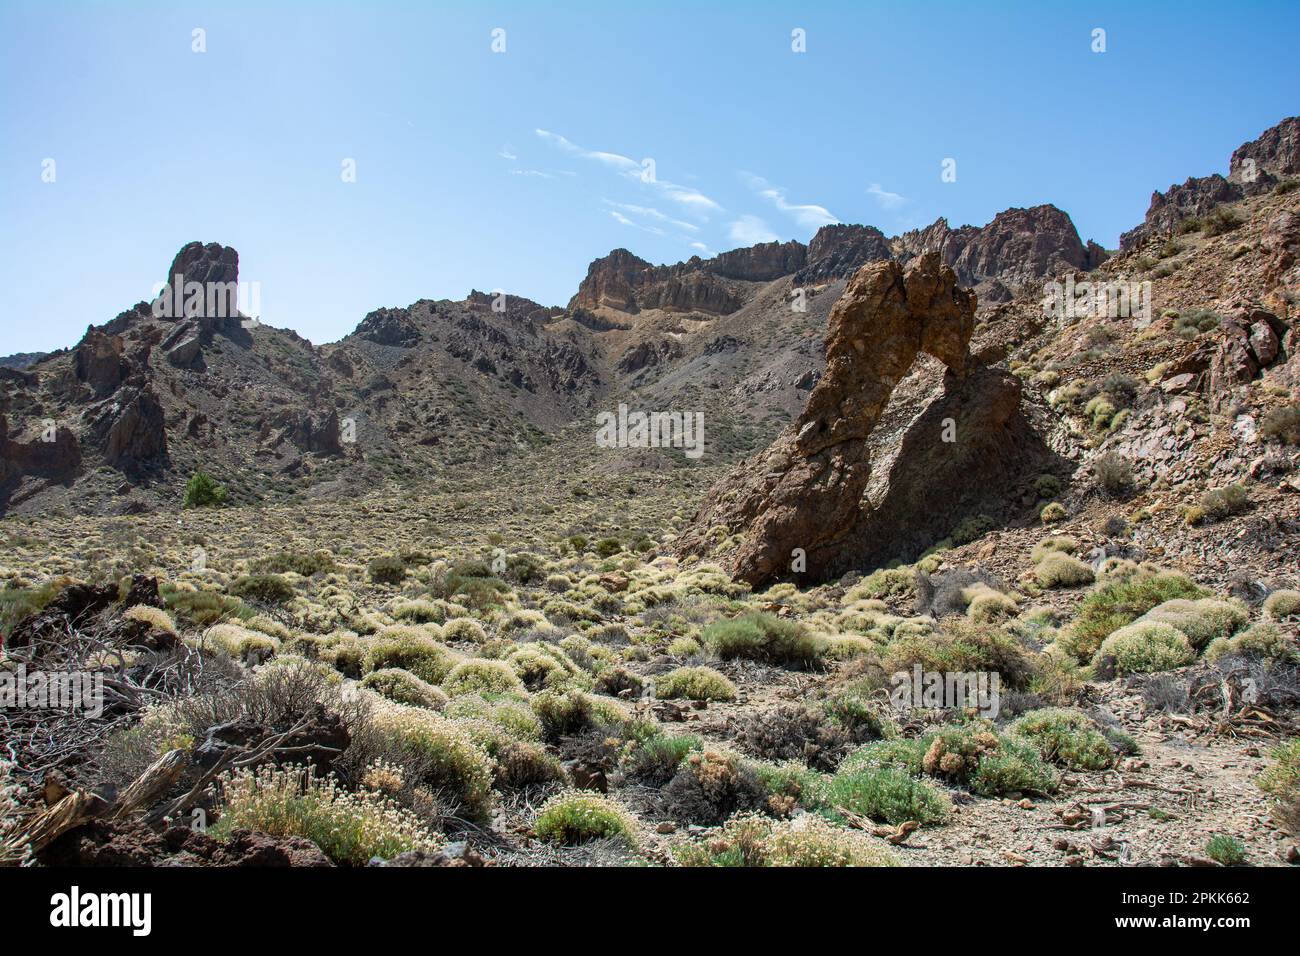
371,843 -> 486,867
1208,308 -> 1288,406
275,408 -> 344,456
162,323 -> 205,369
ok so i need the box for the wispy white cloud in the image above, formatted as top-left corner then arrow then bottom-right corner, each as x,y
535,128 -> 639,172
603,200 -> 699,232
498,147 -> 518,160
511,169 -> 553,179
657,183 -> 722,215
867,182 -> 908,210
689,241 -> 712,255
609,209 -> 666,236
728,215 -> 778,245
742,173 -> 838,229
536,128 -> 723,217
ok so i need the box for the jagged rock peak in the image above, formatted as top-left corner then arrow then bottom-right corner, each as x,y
1122,116 -> 1300,249
795,223 -> 892,284
1230,116 -> 1300,185
894,205 -> 1102,288
168,242 -> 240,287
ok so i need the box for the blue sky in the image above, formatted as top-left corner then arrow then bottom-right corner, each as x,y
2,0 -> 1297,354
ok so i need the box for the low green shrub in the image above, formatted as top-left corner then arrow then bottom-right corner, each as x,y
623,733 -> 702,785
1094,621 -> 1194,674
534,791 -> 637,846
1059,572 -> 1207,662
1257,739 -> 1300,836
1205,834 -> 1246,865
368,556 -> 407,585
882,620 -> 1036,690
919,723 -> 1059,796
230,574 -> 295,605
253,551 -> 335,576
183,469 -> 228,508
700,613 -> 827,668
364,704 -> 495,821
1038,502 -> 1067,523
850,568 -> 915,600
531,689 -> 628,741
1260,405 -> 1300,445
494,740 -> 565,788
1264,589 -> 1300,620
441,659 -> 525,697
1138,598 -> 1246,649
507,642 -> 591,692
1187,485 -> 1250,525
359,668 -> 448,709
655,666 -> 737,702
1036,552 -> 1095,589
674,812 -> 897,867
1205,622 -> 1299,665
162,587 -> 251,628
825,765 -> 950,826
1010,708 -> 1116,770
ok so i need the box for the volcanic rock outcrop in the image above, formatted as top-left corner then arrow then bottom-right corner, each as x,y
1121,116 -> 1300,249
676,252 -> 972,584
795,224 -> 893,284
893,205 -> 1105,290
73,328 -> 128,398
676,252 -> 1056,586
0,410 -> 82,503
572,208 -> 1104,319
92,385 -> 168,474
569,249 -> 746,316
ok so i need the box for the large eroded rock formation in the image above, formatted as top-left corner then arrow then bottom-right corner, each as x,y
676,252 -> 1055,587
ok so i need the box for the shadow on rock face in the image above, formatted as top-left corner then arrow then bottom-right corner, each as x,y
822,363 -> 1068,579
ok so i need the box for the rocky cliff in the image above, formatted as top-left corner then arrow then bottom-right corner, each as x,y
1121,116 -> 1299,249
893,205 -> 1105,292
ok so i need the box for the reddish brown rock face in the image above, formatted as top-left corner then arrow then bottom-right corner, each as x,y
1121,116 -> 1299,249
892,205 -> 1101,289
675,253 -> 980,586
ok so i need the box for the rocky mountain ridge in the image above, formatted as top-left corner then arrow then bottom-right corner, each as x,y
4,116 -> 1298,530
1121,116 -> 1300,250
571,203 -> 1103,317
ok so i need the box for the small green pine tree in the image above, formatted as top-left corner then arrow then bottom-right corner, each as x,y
183,469 -> 228,508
